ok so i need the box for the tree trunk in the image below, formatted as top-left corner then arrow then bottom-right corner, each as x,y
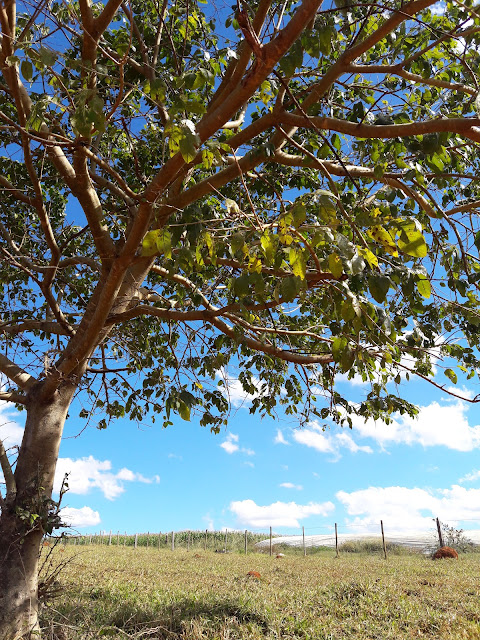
0,382 -> 75,639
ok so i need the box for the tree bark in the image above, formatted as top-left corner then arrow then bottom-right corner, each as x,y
0,382 -> 75,639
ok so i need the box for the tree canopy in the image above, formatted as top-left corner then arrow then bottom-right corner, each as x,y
2,0 -> 480,440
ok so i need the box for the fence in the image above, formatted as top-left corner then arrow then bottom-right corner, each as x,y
57,517 -> 480,558
255,518 -> 480,558
60,529 -> 267,554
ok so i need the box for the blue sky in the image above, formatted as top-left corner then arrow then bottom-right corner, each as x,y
2,363 -> 480,539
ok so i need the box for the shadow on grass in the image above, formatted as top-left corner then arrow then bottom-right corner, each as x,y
43,586 -> 270,638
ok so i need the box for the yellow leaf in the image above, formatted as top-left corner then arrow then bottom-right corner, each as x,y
358,247 -> 379,268
328,253 -> 343,278
367,226 -> 398,257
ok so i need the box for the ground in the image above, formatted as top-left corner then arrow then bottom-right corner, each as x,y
40,546 -> 480,639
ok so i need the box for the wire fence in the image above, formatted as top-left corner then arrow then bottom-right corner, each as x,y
53,517 -> 480,557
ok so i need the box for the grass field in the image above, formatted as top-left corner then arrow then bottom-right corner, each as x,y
40,546 -> 480,639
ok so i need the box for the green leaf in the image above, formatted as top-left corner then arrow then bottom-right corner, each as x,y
233,273 -> 251,298
87,95 -> 106,133
141,229 -> 172,258
474,230 -> 480,252
281,276 -> 299,302
416,276 -> 431,299
394,220 -> 428,258
38,47 -> 57,67
178,401 -> 191,421
230,232 -> 245,255
21,60 -> 33,82
368,275 -> 390,303
260,231 -> 275,265
318,195 -> 337,225
289,247 -> 307,280
444,368 -> 457,384
179,131 -> 199,163
145,78 -> 166,102
291,202 -> 306,228
341,301 -> 356,322
155,229 -> 172,258
332,336 -> 347,363
184,100 -> 206,114
340,347 -> 355,373
328,253 -> 343,278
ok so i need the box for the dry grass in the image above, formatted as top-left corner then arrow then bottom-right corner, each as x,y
40,546 -> 480,639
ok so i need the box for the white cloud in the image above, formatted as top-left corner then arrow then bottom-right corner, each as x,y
116,468 -> 159,484
293,428 -> 335,454
459,469 -> 480,484
217,371 -> 259,408
54,456 -> 160,501
230,498 -> 334,528
0,401 -> 23,447
274,429 -> 289,445
244,461 -> 254,468
292,422 -> 372,460
351,400 -> 480,452
335,432 -> 373,454
220,432 -> 254,456
61,506 -> 101,528
336,484 -> 480,533
280,482 -> 303,490
168,453 -> 183,461
444,386 -> 475,401
220,433 -> 239,454
430,1 -> 446,14
334,348 -> 442,390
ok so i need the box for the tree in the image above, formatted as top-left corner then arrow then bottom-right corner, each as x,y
1,0 -> 480,635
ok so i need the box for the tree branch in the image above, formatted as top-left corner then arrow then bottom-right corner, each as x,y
0,391 -> 26,404
0,173 -> 35,205
278,112 -> 480,143
0,437 -> 16,497
1,321 -> 71,337
346,63 -> 476,96
0,353 -> 37,391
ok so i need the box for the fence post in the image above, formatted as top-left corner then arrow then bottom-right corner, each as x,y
171,531 -> 175,551
269,527 -> 273,557
245,529 -> 248,555
108,530 -> 112,545
158,533 -> 161,550
165,532 -> 168,547
335,523 -> 339,558
380,520 -> 387,560
205,529 -> 208,552
224,528 -> 227,552
302,526 -> 306,556
146,532 -> 149,548
436,517 -> 445,547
